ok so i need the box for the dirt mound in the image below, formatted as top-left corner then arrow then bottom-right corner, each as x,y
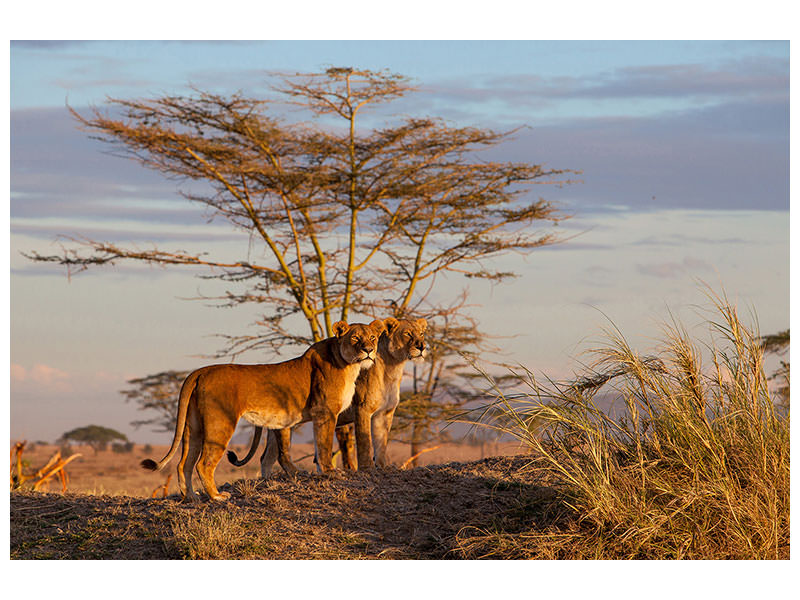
11,456 -> 565,559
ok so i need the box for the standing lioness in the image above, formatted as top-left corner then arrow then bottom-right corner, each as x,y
140,320 -> 385,501
230,317 -> 428,474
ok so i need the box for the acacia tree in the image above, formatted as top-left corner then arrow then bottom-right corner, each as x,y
28,67 -> 574,459
59,425 -> 127,455
120,370 -> 191,433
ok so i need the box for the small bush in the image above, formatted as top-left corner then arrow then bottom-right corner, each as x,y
472,290 -> 789,559
58,444 -> 74,458
111,441 -> 135,453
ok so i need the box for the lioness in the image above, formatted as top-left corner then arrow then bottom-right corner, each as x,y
140,319 -> 385,501
229,317 -> 427,474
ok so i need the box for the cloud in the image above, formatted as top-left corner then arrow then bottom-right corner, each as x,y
10,363 -> 130,394
401,55 -> 788,122
485,99 -> 788,212
560,59 -> 788,101
11,363 -> 71,388
10,55 -> 789,254
11,41 -> 88,50
637,257 -> 713,279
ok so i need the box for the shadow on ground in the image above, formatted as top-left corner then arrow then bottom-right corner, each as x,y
11,456 -> 571,559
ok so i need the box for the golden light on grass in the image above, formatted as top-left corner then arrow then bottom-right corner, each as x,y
168,509 -> 253,559
469,289 -> 789,559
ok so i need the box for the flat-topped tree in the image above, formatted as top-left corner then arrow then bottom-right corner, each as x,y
60,425 -> 127,455
27,67 -> 576,459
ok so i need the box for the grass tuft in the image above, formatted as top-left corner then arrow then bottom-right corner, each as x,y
168,508 -> 256,559
468,290 -> 789,559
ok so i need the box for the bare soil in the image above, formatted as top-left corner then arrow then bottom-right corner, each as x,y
10,452 -> 568,560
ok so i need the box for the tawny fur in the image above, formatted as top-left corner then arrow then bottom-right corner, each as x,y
230,317 -> 427,476
140,320 -> 386,502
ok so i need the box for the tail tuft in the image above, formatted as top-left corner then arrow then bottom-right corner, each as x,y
227,450 -> 243,466
140,458 -> 159,471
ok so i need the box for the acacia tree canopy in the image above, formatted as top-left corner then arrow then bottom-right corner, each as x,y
27,67 -> 574,354
60,425 -> 128,454
28,67 -> 577,448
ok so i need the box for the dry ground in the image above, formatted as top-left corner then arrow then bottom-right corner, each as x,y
11,454 -> 567,560
14,441 -> 524,497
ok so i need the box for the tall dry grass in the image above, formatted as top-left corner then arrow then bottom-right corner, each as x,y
472,292 -> 789,559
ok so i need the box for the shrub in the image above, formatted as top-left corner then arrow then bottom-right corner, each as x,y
472,291 -> 789,559
111,441 -> 135,453
58,444 -> 74,458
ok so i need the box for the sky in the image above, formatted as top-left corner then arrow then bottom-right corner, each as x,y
7,39 -> 791,446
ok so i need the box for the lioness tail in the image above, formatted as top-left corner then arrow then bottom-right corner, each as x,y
139,370 -> 199,473
140,458 -> 159,471
227,426 -> 263,467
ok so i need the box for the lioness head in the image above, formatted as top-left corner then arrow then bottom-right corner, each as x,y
383,317 -> 428,361
333,320 -> 386,366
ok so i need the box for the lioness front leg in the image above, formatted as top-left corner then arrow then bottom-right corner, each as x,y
371,408 -> 396,468
354,406 -> 375,470
311,410 -> 338,474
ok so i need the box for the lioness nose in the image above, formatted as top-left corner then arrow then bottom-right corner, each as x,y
415,342 -> 425,351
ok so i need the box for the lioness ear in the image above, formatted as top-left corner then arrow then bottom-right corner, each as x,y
332,321 -> 350,337
415,318 -> 428,333
370,319 -> 387,336
383,317 -> 400,334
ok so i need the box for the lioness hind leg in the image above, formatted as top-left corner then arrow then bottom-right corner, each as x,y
196,441 -> 230,501
275,428 -> 299,477
178,424 -> 202,502
178,402 -> 202,502
195,407 -> 237,501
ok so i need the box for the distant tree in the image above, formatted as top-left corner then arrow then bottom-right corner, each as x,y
120,370 -> 190,433
28,67 -> 576,461
122,370 -> 260,445
59,425 -> 128,455
391,298 -> 486,464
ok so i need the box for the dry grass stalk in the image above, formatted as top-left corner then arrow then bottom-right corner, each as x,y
400,445 -> 441,470
150,474 -> 172,498
11,441 -> 82,492
470,291 -> 790,559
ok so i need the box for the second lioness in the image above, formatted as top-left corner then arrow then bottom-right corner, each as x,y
229,317 -> 428,473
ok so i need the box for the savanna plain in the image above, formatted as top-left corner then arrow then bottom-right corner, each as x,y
10,300 -> 790,560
